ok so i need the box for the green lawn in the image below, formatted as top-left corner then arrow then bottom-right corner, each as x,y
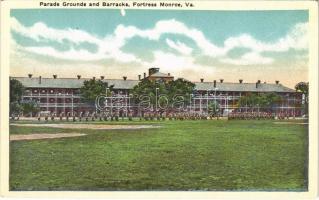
9,120 -> 308,191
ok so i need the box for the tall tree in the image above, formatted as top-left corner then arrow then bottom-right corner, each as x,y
295,82 -> 309,115
21,101 -> 40,116
208,101 -> 220,116
132,79 -> 167,109
10,79 -> 25,103
132,78 -> 195,110
10,79 -> 25,115
166,78 -> 195,105
80,79 -> 110,103
238,92 -> 281,111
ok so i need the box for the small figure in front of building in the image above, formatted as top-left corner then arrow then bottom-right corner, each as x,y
162,112 -> 166,121
66,112 -> 70,121
79,112 -> 83,122
103,113 -> 108,121
37,113 -> 41,121
85,112 -> 89,121
51,113 -> 55,121
128,111 -> 133,121
45,114 -> 48,122
156,112 -> 161,121
168,112 -> 172,120
72,112 -> 76,122
149,112 -> 154,121
91,112 -> 95,121
115,112 -> 119,121
144,112 -> 148,121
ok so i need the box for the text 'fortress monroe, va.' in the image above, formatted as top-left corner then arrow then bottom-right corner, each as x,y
39,1 -> 195,8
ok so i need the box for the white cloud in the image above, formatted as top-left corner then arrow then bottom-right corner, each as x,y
150,51 -> 212,73
120,9 -> 126,17
24,46 -> 141,63
220,52 -> 274,65
223,22 -> 308,53
166,39 -> 193,55
11,16 -> 308,66
11,17 -> 101,45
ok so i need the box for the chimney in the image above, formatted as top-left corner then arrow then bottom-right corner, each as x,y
123,76 -> 127,81
149,67 -> 159,76
239,79 -> 243,84
200,78 -> 204,83
220,79 -> 224,83
138,75 -> 141,80
257,80 -> 261,84
93,77 -> 96,80
28,74 -> 32,78
39,76 -> 42,84
53,74 -> 57,79
77,75 -> 81,79
275,80 -> 279,85
143,73 -> 146,78
256,82 -> 259,88
100,76 -> 104,80
213,80 -> 216,88
168,73 -> 171,76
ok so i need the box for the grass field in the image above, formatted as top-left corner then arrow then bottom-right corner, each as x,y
9,119 -> 308,191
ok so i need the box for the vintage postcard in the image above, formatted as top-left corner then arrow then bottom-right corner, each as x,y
0,0 -> 318,199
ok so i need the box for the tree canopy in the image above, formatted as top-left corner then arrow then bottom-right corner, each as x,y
10,79 -> 25,103
80,79 -> 111,103
295,82 -> 309,115
132,78 -> 195,110
208,101 -> 220,116
10,79 -> 25,115
295,82 -> 308,95
237,92 -> 282,110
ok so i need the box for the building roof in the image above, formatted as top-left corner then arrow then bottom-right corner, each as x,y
148,72 -> 173,78
11,77 -> 139,90
194,82 -> 296,93
11,77 -> 296,93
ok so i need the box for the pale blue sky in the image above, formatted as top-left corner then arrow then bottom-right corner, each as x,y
10,9 -> 309,87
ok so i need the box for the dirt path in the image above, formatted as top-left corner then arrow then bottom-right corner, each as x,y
10,124 -> 160,130
10,133 -> 86,141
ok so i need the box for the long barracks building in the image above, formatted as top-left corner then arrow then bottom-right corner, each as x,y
11,67 -> 303,117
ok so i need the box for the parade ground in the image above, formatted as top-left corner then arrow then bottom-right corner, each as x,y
9,119 -> 308,191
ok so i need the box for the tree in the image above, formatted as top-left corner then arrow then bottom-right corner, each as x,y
295,82 -> 309,95
132,78 -> 195,111
238,93 -> 258,108
21,100 -> 40,116
264,92 -> 282,111
10,79 -> 25,103
10,79 -> 25,115
10,101 -> 23,115
132,79 -> 167,110
80,79 -> 110,103
295,82 -> 309,115
208,101 -> 220,116
166,78 -> 195,105
237,92 -> 282,112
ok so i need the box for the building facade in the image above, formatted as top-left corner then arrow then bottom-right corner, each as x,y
11,68 -> 303,117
